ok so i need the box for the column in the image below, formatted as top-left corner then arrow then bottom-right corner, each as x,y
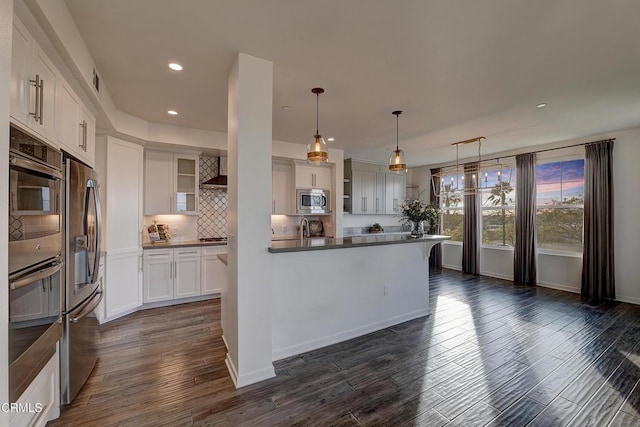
225,53 -> 275,387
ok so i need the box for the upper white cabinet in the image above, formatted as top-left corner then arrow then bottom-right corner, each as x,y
385,173 -> 406,214
295,163 -> 331,190
10,17 -> 57,142
272,160 -> 293,214
11,16 -> 97,166
344,159 -> 406,215
145,151 -> 199,215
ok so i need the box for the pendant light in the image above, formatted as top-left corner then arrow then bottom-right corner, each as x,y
307,87 -> 329,163
389,110 -> 407,173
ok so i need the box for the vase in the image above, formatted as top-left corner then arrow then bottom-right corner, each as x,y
410,220 -> 424,238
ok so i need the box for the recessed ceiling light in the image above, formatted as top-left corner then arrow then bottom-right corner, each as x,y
536,103 -> 547,109
282,105 -> 292,110
168,62 -> 183,71
327,137 -> 335,142
167,110 -> 178,115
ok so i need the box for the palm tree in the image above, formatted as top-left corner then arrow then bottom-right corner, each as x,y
486,181 -> 514,246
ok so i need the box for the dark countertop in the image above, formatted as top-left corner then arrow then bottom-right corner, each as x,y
268,234 -> 450,253
143,240 -> 227,249
217,253 -> 228,266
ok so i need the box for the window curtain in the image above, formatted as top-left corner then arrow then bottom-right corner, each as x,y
462,163 -> 479,275
582,140 -> 615,300
514,153 -> 537,285
429,168 -> 442,269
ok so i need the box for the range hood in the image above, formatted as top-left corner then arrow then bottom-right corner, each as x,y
201,156 -> 228,187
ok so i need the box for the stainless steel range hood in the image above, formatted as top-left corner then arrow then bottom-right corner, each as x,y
201,156 -> 227,188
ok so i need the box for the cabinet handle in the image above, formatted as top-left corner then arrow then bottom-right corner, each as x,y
376,198 -> 379,212
174,261 -> 177,278
178,251 -> 197,255
42,279 -> 47,292
81,121 -> 88,151
169,261 -> 173,278
29,74 -> 41,122
49,278 -> 52,292
39,78 -> 44,125
361,197 -> 365,212
169,196 -> 173,211
272,200 -> 275,213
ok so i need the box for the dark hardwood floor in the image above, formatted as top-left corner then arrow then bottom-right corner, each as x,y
49,269 -> 640,426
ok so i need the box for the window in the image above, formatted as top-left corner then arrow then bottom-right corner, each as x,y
440,174 -> 463,242
536,159 -> 584,253
481,166 -> 516,246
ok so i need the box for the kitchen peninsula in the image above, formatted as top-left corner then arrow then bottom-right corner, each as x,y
269,234 -> 449,360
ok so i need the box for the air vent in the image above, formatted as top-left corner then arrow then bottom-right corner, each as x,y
92,69 -> 100,93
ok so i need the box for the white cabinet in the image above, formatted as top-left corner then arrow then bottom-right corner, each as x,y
385,174 -> 406,214
99,136 -> 144,321
143,247 -> 201,303
351,171 -> 386,214
10,17 -> 58,142
145,152 -> 199,215
201,246 -> 227,295
11,352 -> 60,427
295,163 -> 331,190
174,248 -> 201,298
272,160 -> 293,214
80,105 -> 97,165
55,79 -> 81,153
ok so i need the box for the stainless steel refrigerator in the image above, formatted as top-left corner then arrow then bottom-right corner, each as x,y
61,156 -> 103,404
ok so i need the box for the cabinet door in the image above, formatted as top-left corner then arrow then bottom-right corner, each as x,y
31,44 -> 57,141
374,173 -> 386,214
144,151 -> 174,214
351,170 -> 376,214
80,107 -> 96,166
385,174 -> 406,214
202,255 -> 227,295
174,254 -> 201,299
107,138 -> 144,252
272,161 -> 292,214
10,353 -> 59,427
55,80 -> 81,156
143,251 -> 173,303
106,252 -> 142,318
314,167 -> 332,190
10,18 -> 31,125
295,164 -> 314,188
174,156 -> 198,214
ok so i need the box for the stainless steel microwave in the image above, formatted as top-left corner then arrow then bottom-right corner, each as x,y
296,189 -> 330,214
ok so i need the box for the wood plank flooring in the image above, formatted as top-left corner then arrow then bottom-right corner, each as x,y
48,269 -> 640,426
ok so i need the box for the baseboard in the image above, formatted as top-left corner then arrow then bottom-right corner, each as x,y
272,308 -> 431,361
140,294 -> 218,310
481,271 -> 513,281
222,334 -> 229,351
537,281 -> 580,294
442,264 -> 462,271
614,294 -> 640,306
225,354 -> 275,388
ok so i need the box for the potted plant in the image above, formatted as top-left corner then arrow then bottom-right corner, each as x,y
369,223 -> 384,233
399,197 -> 440,237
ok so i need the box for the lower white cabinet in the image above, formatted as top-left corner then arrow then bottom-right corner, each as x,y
11,351 -> 60,427
201,246 -> 228,295
143,247 -> 201,303
105,251 -> 142,319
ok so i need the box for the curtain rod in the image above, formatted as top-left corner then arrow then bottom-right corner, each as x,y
440,137 -> 616,168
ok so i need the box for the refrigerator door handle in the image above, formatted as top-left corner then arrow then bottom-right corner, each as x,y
69,289 -> 103,323
87,179 -> 102,284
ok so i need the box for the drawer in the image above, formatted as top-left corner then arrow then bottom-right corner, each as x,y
174,247 -> 201,258
202,246 -> 227,256
143,248 -> 172,260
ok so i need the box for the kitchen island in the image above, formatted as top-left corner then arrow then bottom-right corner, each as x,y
269,234 -> 449,360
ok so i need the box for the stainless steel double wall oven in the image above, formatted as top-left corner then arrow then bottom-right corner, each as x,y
7,125 -> 103,405
8,125 -> 64,402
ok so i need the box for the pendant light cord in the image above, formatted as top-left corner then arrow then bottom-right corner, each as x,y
316,93 -> 319,135
396,114 -> 399,151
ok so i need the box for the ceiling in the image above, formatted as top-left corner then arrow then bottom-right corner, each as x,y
64,0 -> 640,166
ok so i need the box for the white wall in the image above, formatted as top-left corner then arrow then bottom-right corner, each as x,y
407,165 -> 432,203
440,126 -> 640,304
0,0 -> 12,422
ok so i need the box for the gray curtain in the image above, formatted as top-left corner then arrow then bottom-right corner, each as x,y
514,153 -> 537,285
582,140 -> 615,300
429,168 -> 442,269
462,163 -> 479,274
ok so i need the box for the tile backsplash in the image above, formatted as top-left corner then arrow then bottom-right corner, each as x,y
198,156 -> 227,238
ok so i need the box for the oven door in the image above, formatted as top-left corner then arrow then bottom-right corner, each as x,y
8,259 -> 63,402
9,156 -> 62,275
